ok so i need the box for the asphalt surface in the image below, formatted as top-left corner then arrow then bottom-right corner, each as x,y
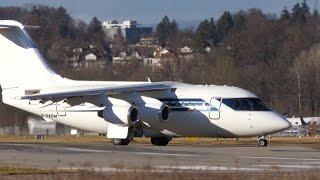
0,142 -> 320,172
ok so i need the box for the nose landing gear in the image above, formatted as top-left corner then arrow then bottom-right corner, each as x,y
257,136 -> 268,147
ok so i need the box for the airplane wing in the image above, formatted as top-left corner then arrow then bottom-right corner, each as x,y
21,83 -> 169,100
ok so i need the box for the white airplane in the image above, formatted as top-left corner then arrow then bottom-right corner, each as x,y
0,20 -> 290,147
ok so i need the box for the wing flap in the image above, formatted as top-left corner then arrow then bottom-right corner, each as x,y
21,83 -> 169,100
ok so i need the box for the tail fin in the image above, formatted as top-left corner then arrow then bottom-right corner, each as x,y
0,20 -> 62,90
300,116 -> 309,126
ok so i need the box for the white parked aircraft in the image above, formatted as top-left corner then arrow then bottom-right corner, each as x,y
0,20 -> 290,147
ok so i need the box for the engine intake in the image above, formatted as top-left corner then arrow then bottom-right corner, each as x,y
129,106 -> 139,123
138,96 -> 171,126
159,105 -> 170,122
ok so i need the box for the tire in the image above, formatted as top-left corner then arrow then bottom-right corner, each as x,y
151,137 -> 171,146
258,139 -> 268,147
112,138 -> 131,145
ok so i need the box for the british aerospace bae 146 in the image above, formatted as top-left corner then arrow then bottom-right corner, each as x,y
0,20 -> 290,147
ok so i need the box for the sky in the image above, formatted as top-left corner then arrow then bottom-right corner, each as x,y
0,0 -> 319,27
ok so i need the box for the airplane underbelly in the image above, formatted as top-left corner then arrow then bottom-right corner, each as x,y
54,111 -> 108,134
159,110 -> 227,137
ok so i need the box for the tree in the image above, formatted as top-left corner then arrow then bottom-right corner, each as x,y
294,44 -> 320,115
291,1 -> 310,24
112,28 -> 127,56
313,9 -> 319,17
53,6 -> 74,38
280,7 -> 291,22
30,5 -> 40,16
88,17 -> 103,35
156,16 -> 178,47
191,18 -> 215,52
215,11 -> 234,43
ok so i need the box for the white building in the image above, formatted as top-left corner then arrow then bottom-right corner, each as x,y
181,46 -> 193,54
153,47 -> 170,58
144,57 -> 161,67
103,20 -> 137,29
102,19 -> 153,43
85,53 -> 97,61
27,118 -> 56,135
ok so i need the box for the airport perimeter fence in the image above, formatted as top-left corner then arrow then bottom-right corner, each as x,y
0,125 -> 72,136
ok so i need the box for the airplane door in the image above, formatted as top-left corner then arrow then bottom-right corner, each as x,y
56,102 -> 66,116
209,97 -> 222,119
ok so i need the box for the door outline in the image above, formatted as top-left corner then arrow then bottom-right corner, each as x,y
56,102 -> 66,116
209,97 -> 222,119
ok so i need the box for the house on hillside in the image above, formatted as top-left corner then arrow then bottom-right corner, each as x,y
85,53 -> 97,61
180,46 -> 193,54
153,47 -> 170,58
143,57 -> 162,68
140,37 -> 158,45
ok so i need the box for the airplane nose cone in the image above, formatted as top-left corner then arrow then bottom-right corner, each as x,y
277,117 -> 291,132
253,112 -> 292,135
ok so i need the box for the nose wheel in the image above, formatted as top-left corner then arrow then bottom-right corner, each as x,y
257,136 -> 268,147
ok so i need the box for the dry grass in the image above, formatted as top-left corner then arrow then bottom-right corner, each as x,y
0,165 -> 67,175
0,136 -> 319,146
0,169 -> 319,180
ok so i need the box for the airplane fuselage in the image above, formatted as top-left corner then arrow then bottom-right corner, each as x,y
4,82 -> 290,138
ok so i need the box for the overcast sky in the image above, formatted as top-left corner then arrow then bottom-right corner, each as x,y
1,0 -> 318,27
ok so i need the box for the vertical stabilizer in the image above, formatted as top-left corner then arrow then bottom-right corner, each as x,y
0,20 -> 62,90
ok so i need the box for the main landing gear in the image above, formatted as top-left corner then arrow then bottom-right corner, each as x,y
151,136 -> 172,146
257,136 -> 268,147
112,136 -> 132,145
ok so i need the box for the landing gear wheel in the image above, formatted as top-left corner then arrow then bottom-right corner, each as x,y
151,137 -> 171,146
112,138 -> 131,145
258,138 -> 268,147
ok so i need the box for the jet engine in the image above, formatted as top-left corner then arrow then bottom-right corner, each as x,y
99,97 -> 139,126
138,96 -> 170,126
98,97 -> 139,139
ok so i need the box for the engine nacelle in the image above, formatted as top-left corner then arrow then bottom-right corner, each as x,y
100,97 -> 139,126
138,96 -> 170,126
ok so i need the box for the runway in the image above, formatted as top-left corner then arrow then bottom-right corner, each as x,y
0,142 -> 320,172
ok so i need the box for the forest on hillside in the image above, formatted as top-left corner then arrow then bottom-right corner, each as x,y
0,0 -> 320,126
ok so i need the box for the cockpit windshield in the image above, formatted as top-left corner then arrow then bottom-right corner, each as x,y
222,98 -> 271,111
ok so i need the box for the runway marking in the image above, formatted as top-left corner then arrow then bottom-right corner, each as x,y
253,164 -> 320,169
59,147 -> 197,157
155,166 -> 263,171
134,152 -> 199,157
59,147 -> 109,153
1,143 -> 30,146
300,162 -> 320,164
59,167 -> 175,173
239,156 -> 320,161
60,166 -> 263,172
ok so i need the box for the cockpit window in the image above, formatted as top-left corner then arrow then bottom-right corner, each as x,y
222,98 -> 271,111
